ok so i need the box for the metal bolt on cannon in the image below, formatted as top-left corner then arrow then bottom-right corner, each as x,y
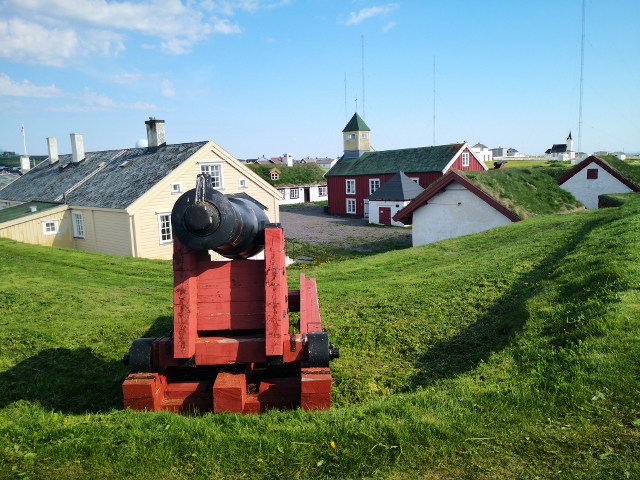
122,174 -> 339,413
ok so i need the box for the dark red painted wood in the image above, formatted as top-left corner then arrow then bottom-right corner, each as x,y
264,227 -> 287,357
379,207 -> 391,225
173,238 -> 198,359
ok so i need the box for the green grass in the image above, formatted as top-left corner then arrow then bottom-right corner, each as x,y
1,198 -> 640,478
461,167 -> 582,218
246,162 -> 327,186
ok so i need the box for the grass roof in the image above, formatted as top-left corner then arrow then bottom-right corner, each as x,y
460,166 -> 583,218
597,155 -> 640,186
246,162 -> 327,186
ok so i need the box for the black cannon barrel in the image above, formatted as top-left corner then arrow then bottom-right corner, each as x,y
171,174 -> 269,259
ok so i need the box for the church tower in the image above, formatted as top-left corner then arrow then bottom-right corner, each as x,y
567,131 -> 575,159
342,113 -> 371,158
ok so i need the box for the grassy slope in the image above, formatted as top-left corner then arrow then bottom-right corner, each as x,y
1,199 -> 640,479
460,167 -> 582,218
246,163 -> 327,186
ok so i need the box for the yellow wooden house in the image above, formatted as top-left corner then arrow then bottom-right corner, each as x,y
0,119 -> 281,260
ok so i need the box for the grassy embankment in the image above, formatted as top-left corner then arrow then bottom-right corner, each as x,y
1,195 -> 640,479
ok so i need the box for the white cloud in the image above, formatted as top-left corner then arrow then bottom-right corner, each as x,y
161,80 -> 175,97
0,73 -> 62,97
109,73 -> 141,85
52,88 -> 156,112
0,18 -> 77,66
383,21 -> 396,32
345,3 -> 399,26
211,18 -> 242,34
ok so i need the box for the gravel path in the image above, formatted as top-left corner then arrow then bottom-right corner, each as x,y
279,205 -> 411,252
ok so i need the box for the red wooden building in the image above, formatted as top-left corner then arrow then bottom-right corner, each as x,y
325,113 -> 488,217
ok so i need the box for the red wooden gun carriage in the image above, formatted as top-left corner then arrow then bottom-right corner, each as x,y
122,175 -> 339,413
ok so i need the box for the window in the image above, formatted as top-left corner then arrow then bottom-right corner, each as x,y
462,152 -> 470,167
42,220 -> 58,235
410,177 -> 420,184
290,189 -> 299,199
346,179 -> 355,195
369,178 -> 380,195
318,186 -> 327,196
277,188 -> 286,200
587,168 -> 599,179
347,133 -> 356,140
238,178 -> 247,188
199,163 -> 223,188
72,211 -> 85,238
171,182 -> 182,194
361,133 -> 367,139
271,172 -> 279,180
157,213 -> 172,244
346,198 -> 356,214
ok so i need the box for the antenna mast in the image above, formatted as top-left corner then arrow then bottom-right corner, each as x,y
432,57 -> 436,146
344,73 -> 348,123
578,0 -> 585,153
361,35 -> 365,119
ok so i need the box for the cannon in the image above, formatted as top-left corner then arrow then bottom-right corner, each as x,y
122,174 -> 339,413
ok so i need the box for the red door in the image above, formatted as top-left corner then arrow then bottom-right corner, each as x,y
379,207 -> 391,225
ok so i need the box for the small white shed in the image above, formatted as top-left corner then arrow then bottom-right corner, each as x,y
557,156 -> 639,209
394,171 -> 520,246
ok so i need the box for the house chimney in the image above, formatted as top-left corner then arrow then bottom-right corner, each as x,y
145,117 -> 166,148
47,137 -> 59,165
20,155 -> 31,173
70,133 -> 85,164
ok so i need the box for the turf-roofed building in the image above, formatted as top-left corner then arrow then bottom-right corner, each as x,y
325,113 -> 488,217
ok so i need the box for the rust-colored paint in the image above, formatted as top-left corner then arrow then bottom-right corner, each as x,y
123,224 -> 334,414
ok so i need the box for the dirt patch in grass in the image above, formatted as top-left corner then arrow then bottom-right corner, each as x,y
279,204 -> 411,252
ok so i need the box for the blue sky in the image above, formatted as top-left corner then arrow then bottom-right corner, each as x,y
1,0 -> 638,159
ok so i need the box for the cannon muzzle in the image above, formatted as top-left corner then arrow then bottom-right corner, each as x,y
172,174 -> 269,259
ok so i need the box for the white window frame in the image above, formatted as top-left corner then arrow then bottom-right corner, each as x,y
72,211 -> 85,239
42,220 -> 58,235
271,172 -> 279,180
346,179 -> 356,195
369,178 -> 380,195
290,189 -> 299,199
361,133 -> 368,139
238,178 -> 247,189
157,212 -> 173,245
347,133 -> 356,140
199,162 -> 223,189
171,182 -> 182,194
318,186 -> 327,196
462,152 -> 470,167
410,177 -> 420,184
346,198 -> 356,214
277,188 -> 286,200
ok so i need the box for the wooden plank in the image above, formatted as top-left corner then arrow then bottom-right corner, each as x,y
122,373 -> 166,411
173,239 -> 198,359
300,367 -> 331,411
299,274 -> 322,333
263,228 -> 287,357
195,336 -> 267,365
214,372 -> 246,413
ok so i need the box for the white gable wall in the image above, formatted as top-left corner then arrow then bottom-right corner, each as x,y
411,182 -> 513,246
560,165 -> 634,209
369,200 -> 411,226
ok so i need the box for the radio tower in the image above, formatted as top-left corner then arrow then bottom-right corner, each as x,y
578,0 -> 585,153
361,35 -> 365,119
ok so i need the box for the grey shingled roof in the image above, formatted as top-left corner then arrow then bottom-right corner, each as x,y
367,171 -> 425,201
0,142 -> 207,209
325,143 -> 463,177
